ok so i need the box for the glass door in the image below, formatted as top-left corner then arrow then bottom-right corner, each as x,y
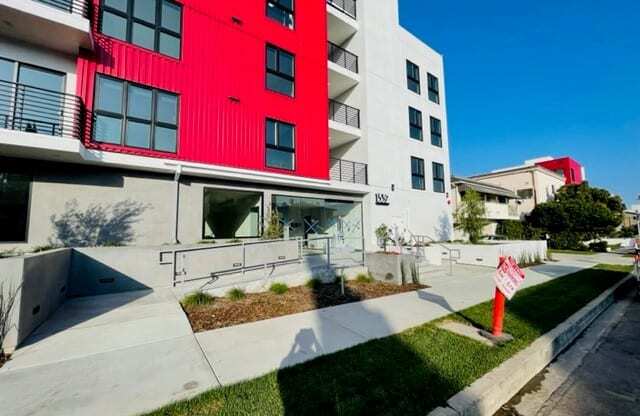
16,64 -> 65,136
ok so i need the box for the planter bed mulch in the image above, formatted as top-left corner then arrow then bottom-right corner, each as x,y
184,281 -> 427,332
0,353 -> 9,369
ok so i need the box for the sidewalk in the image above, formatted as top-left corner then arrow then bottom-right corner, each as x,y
0,255 -> 612,416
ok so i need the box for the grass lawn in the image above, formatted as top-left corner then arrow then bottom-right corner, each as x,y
146,264 -> 631,416
549,249 -> 598,255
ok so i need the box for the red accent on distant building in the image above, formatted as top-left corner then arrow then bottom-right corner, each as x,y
536,157 -> 584,185
76,0 -> 329,180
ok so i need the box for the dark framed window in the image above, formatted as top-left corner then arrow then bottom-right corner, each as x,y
411,157 -> 425,190
0,172 -> 31,242
93,74 -> 179,153
427,73 -> 440,104
266,118 -> 295,170
266,0 -> 294,28
517,189 -> 534,199
430,116 -> 442,147
408,107 -> 423,141
266,45 -> 295,96
432,162 -> 445,193
203,188 -> 264,239
406,60 -> 420,94
100,0 -> 182,59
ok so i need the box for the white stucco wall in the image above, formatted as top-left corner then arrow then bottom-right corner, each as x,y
345,0 -> 453,251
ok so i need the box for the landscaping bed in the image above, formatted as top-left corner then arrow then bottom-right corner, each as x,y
0,353 -> 8,369
184,280 -> 427,332
149,264 -> 631,416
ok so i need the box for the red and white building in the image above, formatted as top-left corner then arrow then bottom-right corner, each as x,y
0,0 -> 452,252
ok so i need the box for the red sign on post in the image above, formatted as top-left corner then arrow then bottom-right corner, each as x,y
492,256 -> 526,337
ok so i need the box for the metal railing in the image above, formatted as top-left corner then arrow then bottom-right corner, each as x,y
0,79 -> 85,140
329,99 -> 360,128
160,236 -> 365,287
34,0 -> 90,17
413,234 -> 460,276
328,41 -> 359,73
330,158 -> 368,185
327,0 -> 357,19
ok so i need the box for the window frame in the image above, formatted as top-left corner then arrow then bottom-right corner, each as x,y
266,0 -> 295,29
427,73 -> 440,104
406,60 -> 421,94
430,116 -> 442,147
411,156 -> 426,191
432,162 -> 445,193
408,106 -> 423,141
92,74 -> 179,153
265,118 -> 296,171
265,44 -> 295,97
100,0 -> 183,59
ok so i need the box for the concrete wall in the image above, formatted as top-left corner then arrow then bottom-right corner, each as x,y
444,241 -> 548,268
1,249 -> 71,353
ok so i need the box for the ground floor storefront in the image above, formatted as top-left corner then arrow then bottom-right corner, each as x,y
0,158 -> 365,253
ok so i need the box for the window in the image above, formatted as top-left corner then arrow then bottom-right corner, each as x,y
266,0 -> 294,28
100,0 -> 182,59
517,189 -> 534,199
0,173 -> 31,242
427,73 -> 440,104
411,157 -> 425,190
266,45 -> 295,96
430,116 -> 442,147
406,60 -> 420,94
93,74 -> 179,152
203,189 -> 263,239
266,119 -> 295,170
432,162 -> 445,193
408,107 -> 423,141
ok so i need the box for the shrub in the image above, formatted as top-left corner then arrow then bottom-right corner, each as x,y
375,224 -> 392,250
517,252 -> 543,268
227,288 -> 246,301
496,220 -> 525,240
264,210 -> 284,240
356,272 -> 374,283
182,291 -> 215,307
269,283 -> 289,295
305,278 -> 322,290
588,241 -> 608,253
454,189 -> 488,244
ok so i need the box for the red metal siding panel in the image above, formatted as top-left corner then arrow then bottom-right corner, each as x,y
77,0 -> 329,180
536,157 -> 584,185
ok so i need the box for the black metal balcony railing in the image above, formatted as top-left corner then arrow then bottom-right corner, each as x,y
328,41 -> 359,74
34,0 -> 90,18
330,158 -> 368,185
0,79 -> 85,140
327,0 -> 357,19
329,99 -> 360,129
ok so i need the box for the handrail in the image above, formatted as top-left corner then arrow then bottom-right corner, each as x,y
412,234 -> 459,276
329,99 -> 360,128
0,79 -> 85,140
327,41 -> 359,73
34,0 -> 90,18
327,0 -> 357,19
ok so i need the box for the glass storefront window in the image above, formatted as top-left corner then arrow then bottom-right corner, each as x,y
272,195 -> 362,249
203,188 -> 263,239
0,173 -> 31,242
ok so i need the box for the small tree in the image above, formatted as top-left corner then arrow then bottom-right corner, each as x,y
375,224 -> 391,251
263,209 -> 284,240
454,189 -> 488,244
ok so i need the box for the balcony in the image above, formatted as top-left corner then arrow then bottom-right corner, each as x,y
0,0 -> 92,54
329,99 -> 361,148
327,0 -> 358,45
330,158 -> 368,185
327,0 -> 356,20
0,79 -> 84,140
328,42 -> 360,98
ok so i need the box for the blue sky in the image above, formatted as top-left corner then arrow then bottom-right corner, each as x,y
399,0 -> 640,206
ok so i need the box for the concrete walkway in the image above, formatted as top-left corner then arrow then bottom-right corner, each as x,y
0,253 -> 629,416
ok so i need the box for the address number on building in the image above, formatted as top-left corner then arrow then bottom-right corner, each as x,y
375,193 -> 390,206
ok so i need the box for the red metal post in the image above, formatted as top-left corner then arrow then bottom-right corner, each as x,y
492,287 -> 506,336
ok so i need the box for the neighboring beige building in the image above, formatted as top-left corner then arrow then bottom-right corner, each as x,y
451,176 -> 520,239
469,165 -> 565,216
623,209 -> 639,228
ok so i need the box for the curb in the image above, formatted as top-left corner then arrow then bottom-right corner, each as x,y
428,273 -> 635,416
